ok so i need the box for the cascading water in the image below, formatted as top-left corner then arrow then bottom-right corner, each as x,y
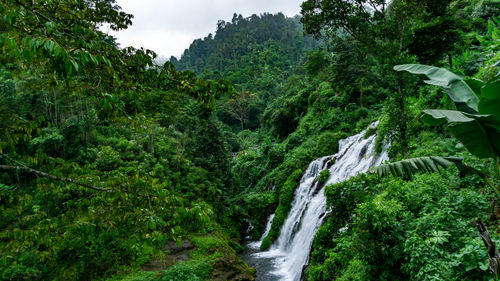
246,124 -> 388,281
248,213 -> 275,250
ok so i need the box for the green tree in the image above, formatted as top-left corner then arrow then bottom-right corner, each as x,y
223,91 -> 258,153
0,1 -> 250,280
406,0 -> 468,67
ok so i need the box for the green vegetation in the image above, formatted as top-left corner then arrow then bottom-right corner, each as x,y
1,0 -> 500,280
0,1 -> 245,280
318,170 -> 330,183
299,0 -> 500,279
173,13 -> 318,133
308,172 -> 491,281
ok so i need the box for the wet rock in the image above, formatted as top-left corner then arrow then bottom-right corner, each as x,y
326,157 -> 336,168
163,239 -> 195,254
141,239 -> 196,271
301,264 -> 309,281
311,179 -> 321,195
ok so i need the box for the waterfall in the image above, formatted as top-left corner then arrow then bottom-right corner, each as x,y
248,213 -> 275,250
251,124 -> 388,281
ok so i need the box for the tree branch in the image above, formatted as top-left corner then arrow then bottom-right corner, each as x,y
367,0 -> 381,14
14,0 -> 54,23
0,164 -> 112,192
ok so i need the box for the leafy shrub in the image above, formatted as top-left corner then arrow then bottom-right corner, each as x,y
95,145 -> 122,171
261,88 -> 310,139
241,191 -> 275,239
29,128 -> 64,156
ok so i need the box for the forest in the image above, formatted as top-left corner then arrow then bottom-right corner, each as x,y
1,0 -> 500,280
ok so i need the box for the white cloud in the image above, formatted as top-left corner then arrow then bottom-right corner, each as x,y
106,0 -> 303,58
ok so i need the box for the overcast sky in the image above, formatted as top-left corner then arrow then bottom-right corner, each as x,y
106,0 -> 304,59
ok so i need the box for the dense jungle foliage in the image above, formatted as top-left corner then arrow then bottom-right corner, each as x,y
1,0 -> 500,280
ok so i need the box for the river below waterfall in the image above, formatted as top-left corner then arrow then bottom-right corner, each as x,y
242,124 -> 388,281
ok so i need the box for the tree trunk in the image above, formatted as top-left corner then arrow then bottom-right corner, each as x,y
448,54 -> 453,69
0,164 -> 112,192
397,78 -> 408,158
395,7 -> 408,158
241,120 -> 245,154
474,218 -> 500,279
359,79 -> 364,108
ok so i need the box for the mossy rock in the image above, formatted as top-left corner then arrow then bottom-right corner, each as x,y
210,255 -> 255,281
141,240 -> 196,271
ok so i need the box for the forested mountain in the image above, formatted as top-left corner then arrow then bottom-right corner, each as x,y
172,13 -> 316,82
172,13 -> 318,132
1,0 -> 500,281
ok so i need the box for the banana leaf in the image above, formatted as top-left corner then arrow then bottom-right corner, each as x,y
421,109 -> 500,158
395,64 -> 480,113
372,156 -> 485,179
478,80 -> 500,122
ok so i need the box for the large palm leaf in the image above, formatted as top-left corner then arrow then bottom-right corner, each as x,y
478,79 -> 500,122
372,156 -> 485,179
393,63 -> 500,277
421,110 -> 500,158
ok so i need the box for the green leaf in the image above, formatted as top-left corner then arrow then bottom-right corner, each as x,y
102,56 -> 112,67
0,183 -> 12,194
465,78 -> 485,99
421,110 -> 500,158
89,53 -> 99,65
421,109 -> 474,125
478,80 -> 500,122
479,260 -> 490,271
395,64 -> 480,112
44,40 -> 57,55
32,38 -> 43,50
64,61 -> 70,74
70,59 -> 79,73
